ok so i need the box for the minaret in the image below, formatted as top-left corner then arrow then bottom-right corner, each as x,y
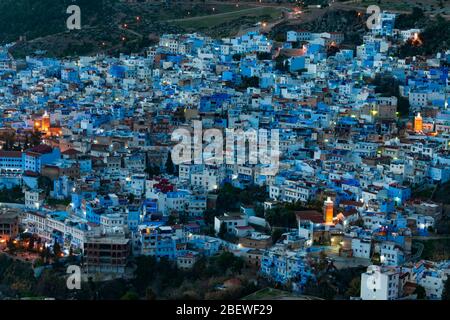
42,110 -> 50,132
414,112 -> 423,132
323,197 -> 334,224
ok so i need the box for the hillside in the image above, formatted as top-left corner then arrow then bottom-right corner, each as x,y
0,0 -> 284,58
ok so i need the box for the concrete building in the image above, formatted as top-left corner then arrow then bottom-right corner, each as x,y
361,265 -> 400,300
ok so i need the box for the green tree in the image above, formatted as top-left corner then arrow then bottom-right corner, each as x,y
317,251 -> 329,272
29,130 -> 42,147
6,240 -> 17,254
265,207 -> 296,228
213,252 -> 245,275
442,278 -> 450,300
121,290 -> 139,300
145,165 -> 161,177
232,53 -> 241,61
345,277 -> 361,298
97,279 -> 128,300
414,285 -> 427,300
271,228 -> 284,244
145,287 -> 156,300
371,252 -> 381,265
34,269 -> 68,299
239,76 -> 260,89
0,258 -> 36,297
165,151 -> 175,175
38,176 -> 53,197
53,242 -> 62,258
218,222 -> 227,239
27,237 -> 35,251
133,256 -> 157,293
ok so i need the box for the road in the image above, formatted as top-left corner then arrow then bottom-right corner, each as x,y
166,1 -> 295,37
166,6 -> 285,23
118,24 -> 144,39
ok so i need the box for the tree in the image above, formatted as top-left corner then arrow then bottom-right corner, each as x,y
345,277 -> 361,298
40,247 -> 52,264
275,55 -> 288,72
414,285 -> 427,300
395,7 -> 425,29
326,44 -> 340,57
0,186 -> 24,204
38,176 -> 53,197
239,76 -> 260,89
397,96 -> 410,117
145,287 -> 156,300
34,269 -> 68,299
303,278 -> 336,300
167,214 -> 177,225
256,52 -> 272,60
165,151 -> 175,175
121,290 -> 139,300
232,53 -> 241,61
53,242 -> 62,258
29,130 -> 42,147
218,222 -> 227,239
265,207 -> 296,228
0,258 -> 36,297
145,165 -> 160,178
213,252 -> 245,275
97,279 -> 128,299
133,256 -> 157,293
1,132 -> 18,151
27,237 -> 35,251
399,15 -> 450,58
271,228 -> 284,244
6,240 -> 17,254
204,209 -> 219,225
442,278 -> 450,300
371,252 -> 381,265
317,251 -> 329,272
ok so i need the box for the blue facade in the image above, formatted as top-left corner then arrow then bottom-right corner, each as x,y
388,185 -> 411,205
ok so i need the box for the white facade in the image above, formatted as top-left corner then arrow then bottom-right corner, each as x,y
352,238 -> 372,259
361,265 -> 399,300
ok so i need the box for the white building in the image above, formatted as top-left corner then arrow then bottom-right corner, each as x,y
24,189 -> 45,210
379,242 -> 404,266
214,214 -> 247,234
352,238 -> 372,259
361,265 -> 400,300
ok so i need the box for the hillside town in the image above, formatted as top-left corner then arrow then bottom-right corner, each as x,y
0,8 -> 450,300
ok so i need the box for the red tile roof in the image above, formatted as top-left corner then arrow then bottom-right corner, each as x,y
0,151 -> 22,158
28,144 -> 53,154
295,210 -> 324,224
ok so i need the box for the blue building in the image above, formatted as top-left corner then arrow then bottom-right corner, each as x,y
387,184 -> 411,205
